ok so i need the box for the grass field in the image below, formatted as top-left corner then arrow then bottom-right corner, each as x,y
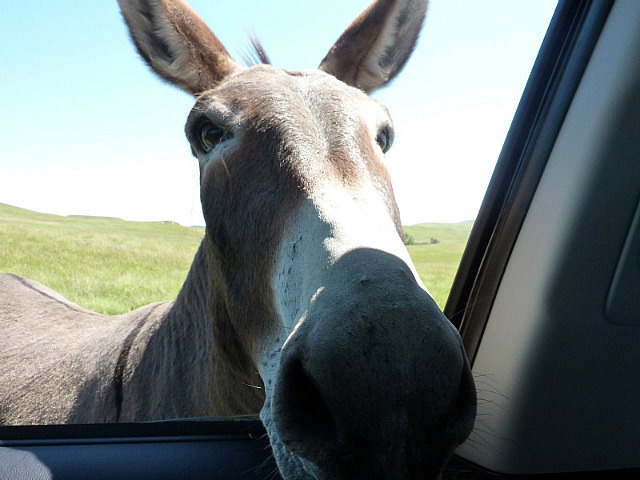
0,202 -> 472,313
0,203 -> 204,314
403,222 -> 473,308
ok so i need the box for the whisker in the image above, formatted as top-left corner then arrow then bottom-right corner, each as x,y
220,157 -> 232,179
242,382 -> 264,390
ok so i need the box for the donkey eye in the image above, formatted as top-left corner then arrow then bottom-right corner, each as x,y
376,127 -> 393,153
199,121 -> 225,152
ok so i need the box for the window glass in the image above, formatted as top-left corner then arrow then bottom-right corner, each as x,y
0,0 -> 556,425
376,1 -> 557,307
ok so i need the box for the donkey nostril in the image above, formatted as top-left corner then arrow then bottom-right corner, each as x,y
274,358 -> 338,459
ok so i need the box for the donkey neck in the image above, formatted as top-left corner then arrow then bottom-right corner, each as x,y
171,238 -> 211,331
122,236 -> 263,420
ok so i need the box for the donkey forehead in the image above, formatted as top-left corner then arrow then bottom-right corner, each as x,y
189,64 -> 399,215
188,65 -> 392,131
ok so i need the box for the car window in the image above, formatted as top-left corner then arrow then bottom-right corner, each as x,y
0,0 -> 555,430
378,1 -> 557,308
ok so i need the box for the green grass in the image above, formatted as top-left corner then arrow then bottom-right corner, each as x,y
0,203 -> 204,315
0,202 -> 472,314
403,221 -> 474,309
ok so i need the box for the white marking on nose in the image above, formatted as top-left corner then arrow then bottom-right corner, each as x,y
260,177 -> 427,375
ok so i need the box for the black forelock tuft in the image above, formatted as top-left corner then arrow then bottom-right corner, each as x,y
241,35 -> 271,66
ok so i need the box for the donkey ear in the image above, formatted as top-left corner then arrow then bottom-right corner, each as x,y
118,0 -> 241,96
319,0 -> 428,94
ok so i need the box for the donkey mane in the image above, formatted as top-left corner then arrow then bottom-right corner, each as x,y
241,36 -> 271,66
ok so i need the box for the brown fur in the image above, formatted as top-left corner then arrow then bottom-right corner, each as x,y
119,0 -> 240,94
320,0 -> 429,92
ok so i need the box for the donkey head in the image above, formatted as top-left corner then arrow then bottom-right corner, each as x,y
118,0 -> 476,478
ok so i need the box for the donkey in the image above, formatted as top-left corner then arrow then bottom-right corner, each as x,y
0,0 -> 476,478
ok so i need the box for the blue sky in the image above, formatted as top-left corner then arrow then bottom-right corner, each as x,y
0,1 -> 557,226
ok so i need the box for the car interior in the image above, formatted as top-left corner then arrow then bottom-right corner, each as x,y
2,0 -> 639,478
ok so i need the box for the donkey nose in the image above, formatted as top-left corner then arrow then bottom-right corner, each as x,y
271,250 -> 476,478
